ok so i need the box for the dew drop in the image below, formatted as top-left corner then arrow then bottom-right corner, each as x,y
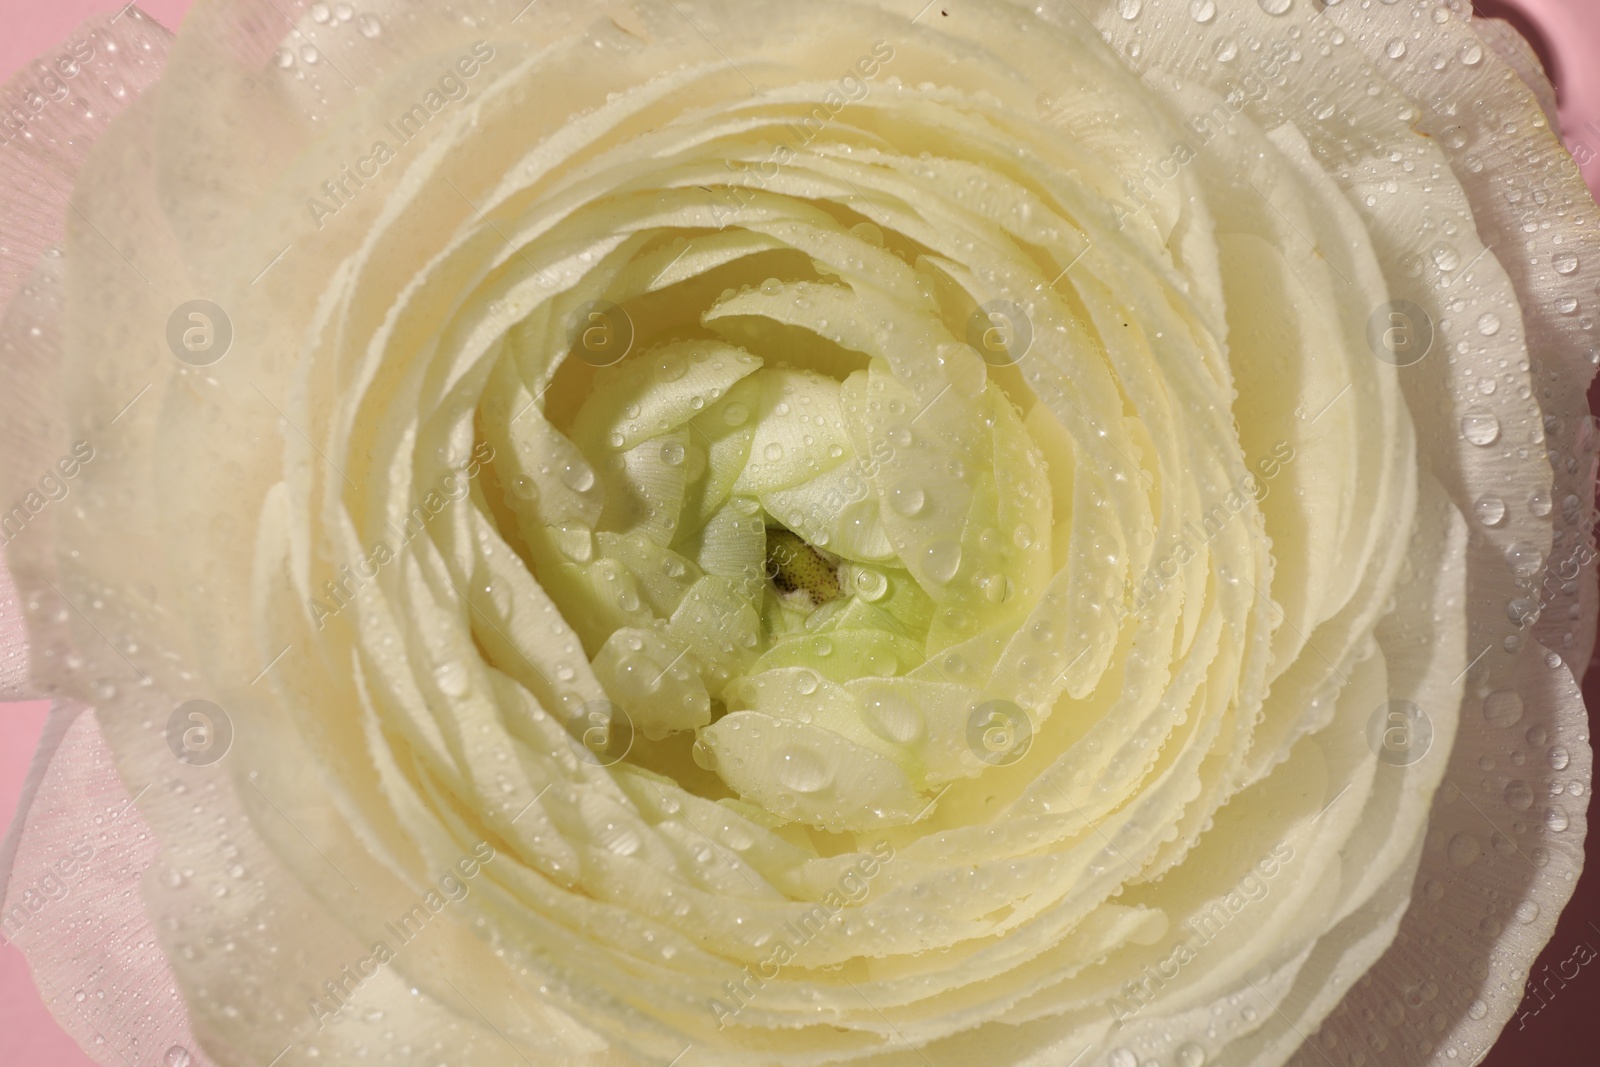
856,690 -> 922,750
1550,745 -> 1570,770
889,486 -> 926,516
1482,689 -> 1525,729
1473,495 -> 1506,526
433,661 -> 470,698
1189,0 -> 1216,22
773,746 -> 831,793
1547,806 -> 1570,832
722,402 -> 750,427
1117,0 -> 1142,18
1447,831 -> 1481,866
1504,541 -> 1544,578
1386,38 -> 1407,60
1461,411 -> 1500,446
1554,251 -> 1580,275
1476,311 -> 1502,336
661,441 -> 686,466
165,1047 -> 193,1067
1176,1043 -> 1208,1067
560,460 -> 595,493
554,521 -> 595,563
357,13 -> 382,37
923,541 -> 962,584
1504,779 -> 1534,812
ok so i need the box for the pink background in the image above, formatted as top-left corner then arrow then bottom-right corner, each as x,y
3,1 -> 1600,1065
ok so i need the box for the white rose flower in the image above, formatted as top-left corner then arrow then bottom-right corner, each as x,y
0,1 -> 1593,1066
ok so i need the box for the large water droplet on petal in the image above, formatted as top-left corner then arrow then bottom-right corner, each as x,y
772,746 -> 831,793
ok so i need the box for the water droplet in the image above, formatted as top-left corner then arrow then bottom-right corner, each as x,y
561,460 -> 595,493
889,486 -> 926,516
357,14 -> 383,38
1550,746 -> 1570,770
1515,900 -> 1541,924
310,2 -> 331,22
1528,488 -> 1553,516
1504,779 -> 1534,811
860,686 -> 925,744
1482,689 -> 1524,728
923,541 -> 962,583
852,568 -> 888,602
1108,1050 -> 1138,1067
1176,1043 -> 1208,1067
165,1047 -> 193,1067
1189,0 -> 1216,22
1461,411 -> 1500,446
1117,0 -> 1141,18
795,669 -> 819,696
661,441 -> 685,466
1504,541 -> 1544,578
657,354 -> 687,382
1447,831 -> 1481,866
1473,495 -> 1506,526
1386,38 -> 1407,60
1476,311 -> 1502,336
763,442 -> 784,462
1547,806 -> 1570,832
554,521 -> 595,563
1461,42 -> 1483,65
722,402 -> 750,427
1215,37 -> 1238,62
433,661 -> 470,698
772,746 -> 831,793
1553,251 -> 1579,275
